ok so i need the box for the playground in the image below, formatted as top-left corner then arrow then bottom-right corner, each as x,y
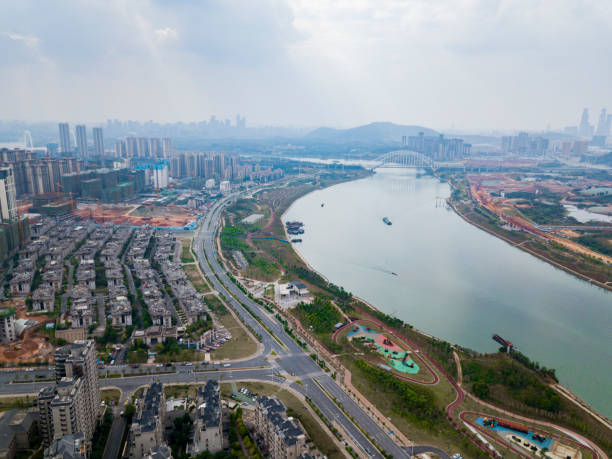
347,324 -> 420,374
475,417 -> 580,458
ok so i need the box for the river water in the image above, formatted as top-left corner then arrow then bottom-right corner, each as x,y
284,168 -> 612,417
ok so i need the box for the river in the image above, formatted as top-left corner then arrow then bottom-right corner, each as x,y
283,168 -> 612,417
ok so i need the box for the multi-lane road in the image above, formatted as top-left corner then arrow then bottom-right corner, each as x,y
192,188 -> 448,458
0,183 -> 450,459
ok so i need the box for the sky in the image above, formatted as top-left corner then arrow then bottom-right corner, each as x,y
1,0 -> 611,131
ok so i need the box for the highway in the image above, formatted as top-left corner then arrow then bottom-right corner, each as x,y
0,182 -> 452,459
192,189 -> 413,458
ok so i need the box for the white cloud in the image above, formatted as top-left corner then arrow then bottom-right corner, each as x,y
2,31 -> 40,48
0,0 -> 611,129
154,27 -> 177,41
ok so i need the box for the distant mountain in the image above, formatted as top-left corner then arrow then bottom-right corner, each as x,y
304,122 -> 438,143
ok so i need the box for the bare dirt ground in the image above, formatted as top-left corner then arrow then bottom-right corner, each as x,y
0,298 -> 56,364
74,203 -> 200,227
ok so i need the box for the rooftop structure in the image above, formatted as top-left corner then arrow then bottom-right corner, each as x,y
192,380 -> 222,454
129,382 -> 167,458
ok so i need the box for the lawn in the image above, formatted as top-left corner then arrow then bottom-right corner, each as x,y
244,255 -> 281,282
183,263 -> 211,293
164,384 -> 199,399
155,339 -> 201,362
126,348 -> 148,364
180,238 -> 195,263
222,381 -> 344,459
100,388 -> 121,405
342,357 -> 488,458
0,395 -> 36,412
212,307 -> 258,361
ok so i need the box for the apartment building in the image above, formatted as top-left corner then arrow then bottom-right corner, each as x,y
254,396 -> 308,459
38,378 -> 89,448
129,383 -> 167,459
191,380 -> 222,454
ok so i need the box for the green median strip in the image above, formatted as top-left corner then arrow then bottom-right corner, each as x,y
199,230 -> 288,351
312,378 -> 393,459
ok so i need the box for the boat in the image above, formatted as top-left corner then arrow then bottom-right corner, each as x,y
391,272 -> 398,276
382,217 -> 392,225
291,238 -> 302,243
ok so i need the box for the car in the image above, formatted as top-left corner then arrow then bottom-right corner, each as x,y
223,363 -> 231,367
165,363 -> 172,367
185,362 -> 193,366
156,364 -> 163,367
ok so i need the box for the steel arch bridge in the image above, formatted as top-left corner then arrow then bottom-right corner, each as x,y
374,150 -> 437,170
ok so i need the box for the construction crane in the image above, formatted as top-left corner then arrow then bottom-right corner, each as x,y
96,198 -> 104,222
69,192 -> 75,216
16,207 -> 24,250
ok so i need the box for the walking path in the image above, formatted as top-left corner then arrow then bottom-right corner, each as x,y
452,351 -> 607,459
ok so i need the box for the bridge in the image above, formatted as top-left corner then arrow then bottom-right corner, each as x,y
374,150 -> 437,170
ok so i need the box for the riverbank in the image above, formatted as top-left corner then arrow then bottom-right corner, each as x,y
448,199 -> 612,293
275,169 -> 611,439
215,169 -> 611,456
284,181 -> 611,424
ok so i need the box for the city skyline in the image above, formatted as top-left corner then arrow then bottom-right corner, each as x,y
1,1 -> 612,130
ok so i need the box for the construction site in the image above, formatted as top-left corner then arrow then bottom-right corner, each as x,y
0,298 -> 56,365
468,173 -> 612,265
68,202 -> 202,228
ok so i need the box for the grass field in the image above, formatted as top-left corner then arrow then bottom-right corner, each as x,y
164,384 -> 199,399
100,388 -> 121,404
221,381 -> 344,459
184,241 -> 257,360
341,357 -> 491,458
0,395 -> 36,412
212,308 -> 258,360
126,348 -> 148,364
183,263 -> 211,293
180,238 -> 195,263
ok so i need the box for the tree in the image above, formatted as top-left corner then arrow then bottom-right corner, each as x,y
124,403 -> 136,420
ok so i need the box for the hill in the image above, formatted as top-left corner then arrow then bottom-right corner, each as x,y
304,122 -> 438,143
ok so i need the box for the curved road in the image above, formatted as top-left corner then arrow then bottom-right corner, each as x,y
194,190 -> 418,458
0,183 -> 456,459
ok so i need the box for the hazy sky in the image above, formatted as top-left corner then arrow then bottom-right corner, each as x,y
1,0 -> 611,130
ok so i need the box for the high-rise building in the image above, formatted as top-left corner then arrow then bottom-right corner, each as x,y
137,138 -> 150,157
579,108 -> 593,138
149,138 -> 162,158
1,149 -> 82,196
0,305 -> 17,343
126,137 -> 138,157
162,138 -> 172,157
595,108 -> 608,136
115,140 -> 126,158
0,166 -> 17,221
38,340 -> 100,449
52,341 -> 99,438
573,140 -> 589,156
75,125 -> 88,157
93,127 -> 104,156
58,123 -> 71,153
38,378 -> 88,448
404,132 -> 471,159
